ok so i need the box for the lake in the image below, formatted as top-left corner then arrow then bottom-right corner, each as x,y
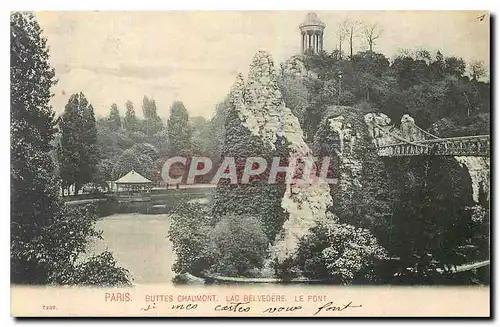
85,213 -> 176,284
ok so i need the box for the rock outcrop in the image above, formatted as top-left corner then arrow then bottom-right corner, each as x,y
327,116 -> 363,190
454,156 -> 490,203
400,114 -> 425,142
364,113 -> 425,148
226,51 -> 333,262
364,112 -> 396,147
280,55 -> 317,80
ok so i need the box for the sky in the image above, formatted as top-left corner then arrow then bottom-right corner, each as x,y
35,11 -> 490,120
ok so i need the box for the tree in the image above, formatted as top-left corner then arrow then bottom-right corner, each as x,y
124,100 -> 138,132
151,128 -> 169,157
204,98 -> 230,162
107,103 -> 121,131
141,96 -> 163,137
387,157 -> 479,284
58,92 -> 99,194
11,12 -> 130,286
362,23 -> 382,52
167,101 -> 192,157
81,103 -> 99,185
189,116 -> 210,155
345,19 -> 360,59
11,12 -> 60,278
444,56 -> 466,77
111,143 -> 158,180
336,20 -> 349,60
469,60 -> 486,81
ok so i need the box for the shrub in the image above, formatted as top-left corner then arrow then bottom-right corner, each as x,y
168,197 -> 215,276
55,251 -> 132,286
277,220 -> 387,284
209,215 -> 269,277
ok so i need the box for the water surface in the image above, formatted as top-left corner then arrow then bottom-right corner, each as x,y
85,213 -> 175,284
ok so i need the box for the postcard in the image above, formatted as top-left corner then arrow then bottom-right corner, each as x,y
10,10 -> 490,317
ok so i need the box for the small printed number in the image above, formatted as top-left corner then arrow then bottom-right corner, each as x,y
42,305 -> 57,310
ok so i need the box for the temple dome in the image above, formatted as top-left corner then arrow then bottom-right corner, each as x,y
299,12 -> 326,29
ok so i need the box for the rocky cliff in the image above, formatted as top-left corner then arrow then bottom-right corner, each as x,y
225,51 -> 333,262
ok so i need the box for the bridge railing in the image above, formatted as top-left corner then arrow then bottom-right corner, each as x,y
415,134 -> 490,144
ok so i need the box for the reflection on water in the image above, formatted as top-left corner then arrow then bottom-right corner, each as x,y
85,213 -> 176,284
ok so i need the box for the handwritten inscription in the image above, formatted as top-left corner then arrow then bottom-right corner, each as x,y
172,303 -> 198,310
263,305 -> 302,314
140,302 -> 156,312
138,297 -> 363,316
141,302 -> 198,312
314,301 -> 363,315
214,302 -> 251,313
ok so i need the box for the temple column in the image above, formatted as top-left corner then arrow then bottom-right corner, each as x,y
301,32 -> 305,53
314,33 -> 318,53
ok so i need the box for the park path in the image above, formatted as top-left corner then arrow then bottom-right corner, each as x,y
85,213 -> 176,284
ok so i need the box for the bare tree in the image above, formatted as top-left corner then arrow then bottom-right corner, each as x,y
362,23 -> 383,52
469,60 -> 486,81
337,20 -> 348,60
344,19 -> 360,59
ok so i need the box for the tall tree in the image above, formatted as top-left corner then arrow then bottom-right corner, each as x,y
58,92 -> 99,194
107,103 -> 121,131
81,103 -> 99,185
167,101 -> 192,157
189,116 -> 209,155
11,11 -> 60,246
124,100 -> 138,132
141,96 -> 163,137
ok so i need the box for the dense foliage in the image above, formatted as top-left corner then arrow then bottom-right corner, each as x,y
168,196 -> 271,278
167,101 -> 193,157
57,92 -> 99,194
209,215 -> 269,276
11,12 -> 130,285
276,220 -> 387,284
311,104 -> 488,284
280,50 -> 489,141
168,196 -> 215,275
93,98 -> 221,184
12,12 -> 489,286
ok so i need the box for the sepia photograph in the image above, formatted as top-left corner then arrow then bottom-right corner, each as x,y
10,10 -> 490,317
